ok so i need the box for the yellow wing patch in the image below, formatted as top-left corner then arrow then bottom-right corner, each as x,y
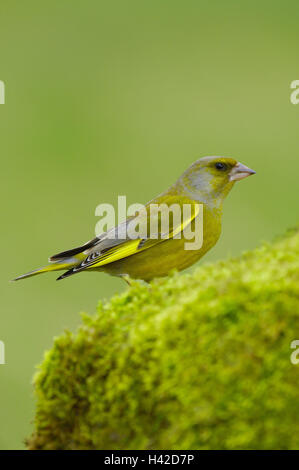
89,239 -> 141,268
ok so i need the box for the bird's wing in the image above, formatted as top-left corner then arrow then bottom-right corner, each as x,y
57,200 -> 200,279
50,219 -> 131,261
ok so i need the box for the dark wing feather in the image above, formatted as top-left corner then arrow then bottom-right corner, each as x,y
49,236 -> 100,261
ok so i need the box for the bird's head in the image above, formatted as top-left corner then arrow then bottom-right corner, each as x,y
179,156 -> 256,205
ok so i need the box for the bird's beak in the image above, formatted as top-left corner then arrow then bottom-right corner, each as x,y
229,162 -> 256,182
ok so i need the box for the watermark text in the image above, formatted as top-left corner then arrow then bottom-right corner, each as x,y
0,81 -> 5,104
290,340 -> 299,364
95,196 -> 203,251
0,340 -> 5,364
290,80 -> 299,105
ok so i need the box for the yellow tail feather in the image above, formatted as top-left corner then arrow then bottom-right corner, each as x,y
12,260 -> 78,281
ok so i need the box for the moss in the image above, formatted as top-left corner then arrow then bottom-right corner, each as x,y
27,227 -> 299,450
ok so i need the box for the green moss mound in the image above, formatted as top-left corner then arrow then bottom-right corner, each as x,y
27,228 -> 299,450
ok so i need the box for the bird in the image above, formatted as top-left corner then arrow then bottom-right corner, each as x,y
13,156 -> 255,283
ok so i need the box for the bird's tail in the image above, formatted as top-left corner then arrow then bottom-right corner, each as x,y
11,256 -> 83,281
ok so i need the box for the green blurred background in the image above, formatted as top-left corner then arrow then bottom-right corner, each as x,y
0,0 -> 298,449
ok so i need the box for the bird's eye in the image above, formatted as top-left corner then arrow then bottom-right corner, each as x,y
215,162 -> 227,171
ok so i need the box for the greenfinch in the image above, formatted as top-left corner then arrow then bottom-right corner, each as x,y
13,156 -> 255,283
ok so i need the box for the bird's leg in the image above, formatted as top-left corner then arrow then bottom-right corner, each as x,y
120,274 -> 150,289
121,274 -> 133,286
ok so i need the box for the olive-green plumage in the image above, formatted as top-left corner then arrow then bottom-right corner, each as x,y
13,156 -> 255,283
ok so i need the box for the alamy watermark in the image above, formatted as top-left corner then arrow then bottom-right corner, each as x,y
290,80 -> 299,105
94,196 -> 203,250
0,80 -> 5,104
0,340 -> 5,364
290,340 -> 299,365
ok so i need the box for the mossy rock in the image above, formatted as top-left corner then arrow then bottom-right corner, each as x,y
27,227 -> 299,450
